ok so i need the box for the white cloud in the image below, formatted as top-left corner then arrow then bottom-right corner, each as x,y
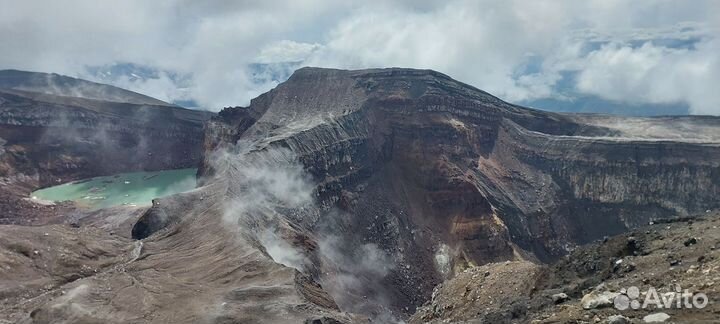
577,43 -> 671,102
100,72 -> 193,105
576,39 -> 720,114
257,40 -> 321,63
305,1 -> 564,102
0,0 -> 717,114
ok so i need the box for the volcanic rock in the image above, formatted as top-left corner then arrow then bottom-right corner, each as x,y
3,67 -> 720,323
0,71 -> 214,224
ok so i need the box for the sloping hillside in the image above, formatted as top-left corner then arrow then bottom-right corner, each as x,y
0,72 -> 214,225
0,70 -> 173,106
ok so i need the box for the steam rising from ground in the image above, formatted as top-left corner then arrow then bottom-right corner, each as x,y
39,284 -> 95,324
213,142 -> 314,270
434,243 -> 451,279
211,140 -> 401,321
258,229 -> 308,271
35,105 -> 170,173
319,235 -> 400,322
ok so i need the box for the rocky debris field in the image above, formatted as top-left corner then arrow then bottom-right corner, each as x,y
0,224 -> 132,322
411,211 -> 720,323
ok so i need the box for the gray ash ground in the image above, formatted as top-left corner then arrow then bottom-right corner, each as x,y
411,211 -> 720,323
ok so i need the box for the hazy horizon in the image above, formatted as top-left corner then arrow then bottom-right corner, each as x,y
1,1 -> 717,115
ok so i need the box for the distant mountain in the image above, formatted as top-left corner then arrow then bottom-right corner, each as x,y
85,62 -> 303,109
521,95 -> 690,116
0,70 -> 214,225
84,63 -> 197,108
0,69 -> 174,106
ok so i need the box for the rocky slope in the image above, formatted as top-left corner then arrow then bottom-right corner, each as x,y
2,67 -> 720,323
0,73 -> 214,225
195,67 -> 720,316
0,69 -> 172,106
0,187 -> 355,323
411,211 -> 720,323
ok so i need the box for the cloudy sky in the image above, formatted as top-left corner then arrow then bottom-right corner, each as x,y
1,0 -> 718,114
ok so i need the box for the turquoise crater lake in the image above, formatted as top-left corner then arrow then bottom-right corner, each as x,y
31,168 -> 197,210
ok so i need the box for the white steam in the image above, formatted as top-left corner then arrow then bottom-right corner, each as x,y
258,229 -> 308,271
318,235 -> 400,322
213,142 -> 314,272
434,243 -> 451,279
211,140 -> 400,320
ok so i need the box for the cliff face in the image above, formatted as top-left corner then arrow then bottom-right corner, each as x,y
197,67 -> 720,315
4,67 -> 719,323
0,87 -> 214,224
204,67 -> 720,254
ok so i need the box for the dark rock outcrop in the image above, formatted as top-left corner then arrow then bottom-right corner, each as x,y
410,212 -> 720,323
200,67 -> 720,316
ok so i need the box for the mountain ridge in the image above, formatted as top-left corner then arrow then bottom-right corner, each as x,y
188,66 -> 720,319
1,66 -> 719,323
0,69 -> 175,107
0,71 -> 214,225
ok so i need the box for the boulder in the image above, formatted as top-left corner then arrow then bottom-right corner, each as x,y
581,289 -> 619,309
607,315 -> 630,324
643,312 -> 670,323
551,293 -> 569,304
